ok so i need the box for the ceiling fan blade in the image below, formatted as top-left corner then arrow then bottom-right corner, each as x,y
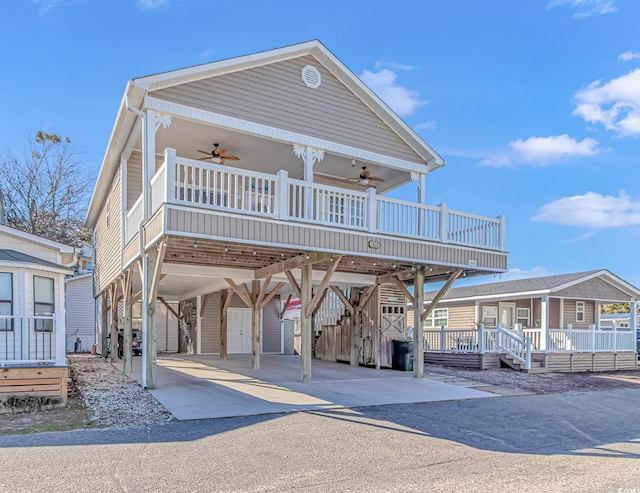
369,176 -> 385,182
224,155 -> 240,161
197,149 -> 212,155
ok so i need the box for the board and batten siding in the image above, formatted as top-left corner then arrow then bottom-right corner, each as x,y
65,274 -> 95,352
554,277 -> 633,302
94,169 -> 123,295
200,290 -> 281,353
152,55 -> 426,164
166,209 -> 507,271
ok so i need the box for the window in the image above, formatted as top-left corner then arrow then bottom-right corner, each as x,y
0,273 -> 13,331
424,308 -> 449,328
516,308 -> 530,327
34,276 -> 54,332
576,301 -> 585,322
482,306 -> 497,327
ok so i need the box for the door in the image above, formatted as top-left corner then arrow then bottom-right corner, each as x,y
228,308 -> 252,353
498,302 -> 516,329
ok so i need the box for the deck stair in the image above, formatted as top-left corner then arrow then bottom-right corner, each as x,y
499,352 -> 547,373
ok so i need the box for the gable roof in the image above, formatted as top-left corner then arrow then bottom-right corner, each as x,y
0,249 -> 73,273
86,40 -> 444,226
426,270 -> 640,301
0,224 -> 75,254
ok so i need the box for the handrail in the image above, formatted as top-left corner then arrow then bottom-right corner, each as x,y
497,324 -> 531,369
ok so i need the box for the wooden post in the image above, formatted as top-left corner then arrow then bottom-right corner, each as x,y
301,263 -> 313,383
121,270 -> 133,373
109,285 -> 119,363
143,239 -> 166,390
101,293 -> 108,356
350,289 -> 361,367
219,290 -> 230,360
252,280 -> 261,370
413,266 -> 425,378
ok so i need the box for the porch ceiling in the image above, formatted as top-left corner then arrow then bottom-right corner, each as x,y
142,117 -> 413,194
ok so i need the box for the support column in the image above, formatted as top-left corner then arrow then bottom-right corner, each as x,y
121,270 -> 133,373
350,289 -> 361,367
539,297 -> 548,351
301,263 -> 313,383
101,293 -> 108,355
219,290 -> 230,360
630,299 -> 638,334
251,280 -> 261,370
413,266 -> 425,378
109,285 -> 119,363
196,295 -> 202,355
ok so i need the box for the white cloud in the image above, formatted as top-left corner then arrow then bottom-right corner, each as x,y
360,68 -> 427,117
197,47 -> 216,60
532,191 -> 640,228
32,0 -> 72,15
373,61 -> 416,72
498,267 -> 553,281
573,68 -> 640,136
547,0 -> 616,17
480,134 -> 601,167
415,121 -> 436,130
619,51 -> 640,61
561,231 -> 595,243
137,0 -> 170,10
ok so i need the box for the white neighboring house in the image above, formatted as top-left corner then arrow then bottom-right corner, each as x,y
65,273 -> 96,353
0,223 -> 75,397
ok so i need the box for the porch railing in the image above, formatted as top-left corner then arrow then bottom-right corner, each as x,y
497,325 -> 531,369
124,150 -> 506,251
424,325 -> 636,355
0,316 -> 57,366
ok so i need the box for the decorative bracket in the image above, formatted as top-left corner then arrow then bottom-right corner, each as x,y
293,145 -> 325,164
154,113 -> 173,134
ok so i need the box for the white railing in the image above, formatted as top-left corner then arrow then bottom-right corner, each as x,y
0,316 -> 56,366
377,197 -> 440,240
174,157 -> 278,216
314,290 -> 347,335
524,328 -> 543,350
497,324 -> 531,369
289,179 -> 368,229
423,328 -> 480,352
125,195 -> 143,245
127,149 -> 506,251
547,327 -> 635,352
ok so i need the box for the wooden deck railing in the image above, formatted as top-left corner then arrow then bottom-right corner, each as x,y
124,149 -> 506,251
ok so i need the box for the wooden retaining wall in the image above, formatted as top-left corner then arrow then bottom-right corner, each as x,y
0,367 -> 69,397
545,352 -> 637,373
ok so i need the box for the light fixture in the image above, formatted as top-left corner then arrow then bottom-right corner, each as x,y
306,253 -> 310,259
373,261 -> 376,266
350,260 -> 354,264
281,252 -> 284,257
253,249 -> 257,255
429,267 -> 433,272
224,245 -> 228,252
411,266 -> 416,271
330,256 -> 334,261
193,241 -> 198,248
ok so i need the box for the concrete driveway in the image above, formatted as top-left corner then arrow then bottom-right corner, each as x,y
120,354 -> 495,420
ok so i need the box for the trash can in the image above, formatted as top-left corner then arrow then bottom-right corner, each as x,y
392,339 -> 413,371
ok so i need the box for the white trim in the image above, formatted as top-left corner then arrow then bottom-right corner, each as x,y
0,261 -> 72,276
144,96 -> 429,173
552,270 -> 640,298
0,224 -> 75,254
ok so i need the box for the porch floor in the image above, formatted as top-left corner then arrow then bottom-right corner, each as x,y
117,354 -> 495,420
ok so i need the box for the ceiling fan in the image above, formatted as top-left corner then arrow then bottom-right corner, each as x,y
196,143 -> 240,164
349,166 -> 385,187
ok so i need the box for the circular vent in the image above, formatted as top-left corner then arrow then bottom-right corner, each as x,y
301,65 -> 321,89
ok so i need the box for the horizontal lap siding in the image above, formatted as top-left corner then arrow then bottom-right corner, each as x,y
545,352 -> 637,372
562,299 -> 594,329
447,302 -> 476,330
152,56 -> 424,164
262,298 -> 281,353
65,276 -> 95,352
166,208 -> 507,271
94,172 -> 123,295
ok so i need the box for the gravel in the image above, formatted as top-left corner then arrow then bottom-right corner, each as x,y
68,354 -> 176,428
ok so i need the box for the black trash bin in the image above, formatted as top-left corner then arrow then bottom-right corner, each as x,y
392,339 -> 413,371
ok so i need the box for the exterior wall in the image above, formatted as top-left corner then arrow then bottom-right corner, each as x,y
0,234 -> 62,265
126,151 -> 164,210
554,277 -> 633,302
447,301 -> 476,330
93,167 -> 123,295
0,266 -> 65,318
200,290 -> 281,353
166,208 -> 507,271
549,298 -> 561,329
562,299 -> 595,329
65,274 -> 96,352
152,55 -> 425,164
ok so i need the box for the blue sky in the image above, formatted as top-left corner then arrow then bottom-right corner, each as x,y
1,0 -> 639,287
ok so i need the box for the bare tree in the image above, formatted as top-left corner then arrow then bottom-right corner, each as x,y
0,131 -> 92,245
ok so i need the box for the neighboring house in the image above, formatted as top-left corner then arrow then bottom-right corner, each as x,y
0,223 -> 75,397
85,40 -> 508,389
600,313 -> 639,329
65,273 -> 95,353
407,270 -> 639,372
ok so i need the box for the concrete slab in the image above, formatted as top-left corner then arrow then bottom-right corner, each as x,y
119,354 -> 496,420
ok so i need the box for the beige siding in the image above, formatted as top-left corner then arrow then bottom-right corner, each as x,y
546,352 -> 637,372
562,299 -> 595,329
65,275 -> 95,352
447,302 -> 476,330
554,277 -> 633,302
200,290 -> 281,353
144,210 -> 165,247
0,234 -> 62,265
166,208 -> 507,271
94,169 -> 123,295
152,56 -> 425,164
549,298 -> 561,329
126,151 -> 165,210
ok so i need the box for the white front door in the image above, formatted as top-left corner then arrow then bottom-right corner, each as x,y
498,302 -> 516,329
227,308 -> 252,354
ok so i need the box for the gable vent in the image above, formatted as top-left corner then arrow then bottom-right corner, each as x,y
301,65 -> 321,89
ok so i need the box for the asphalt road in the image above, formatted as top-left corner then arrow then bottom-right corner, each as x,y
1,388 -> 640,492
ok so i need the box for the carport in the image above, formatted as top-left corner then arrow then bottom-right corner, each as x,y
118,354 -> 495,420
